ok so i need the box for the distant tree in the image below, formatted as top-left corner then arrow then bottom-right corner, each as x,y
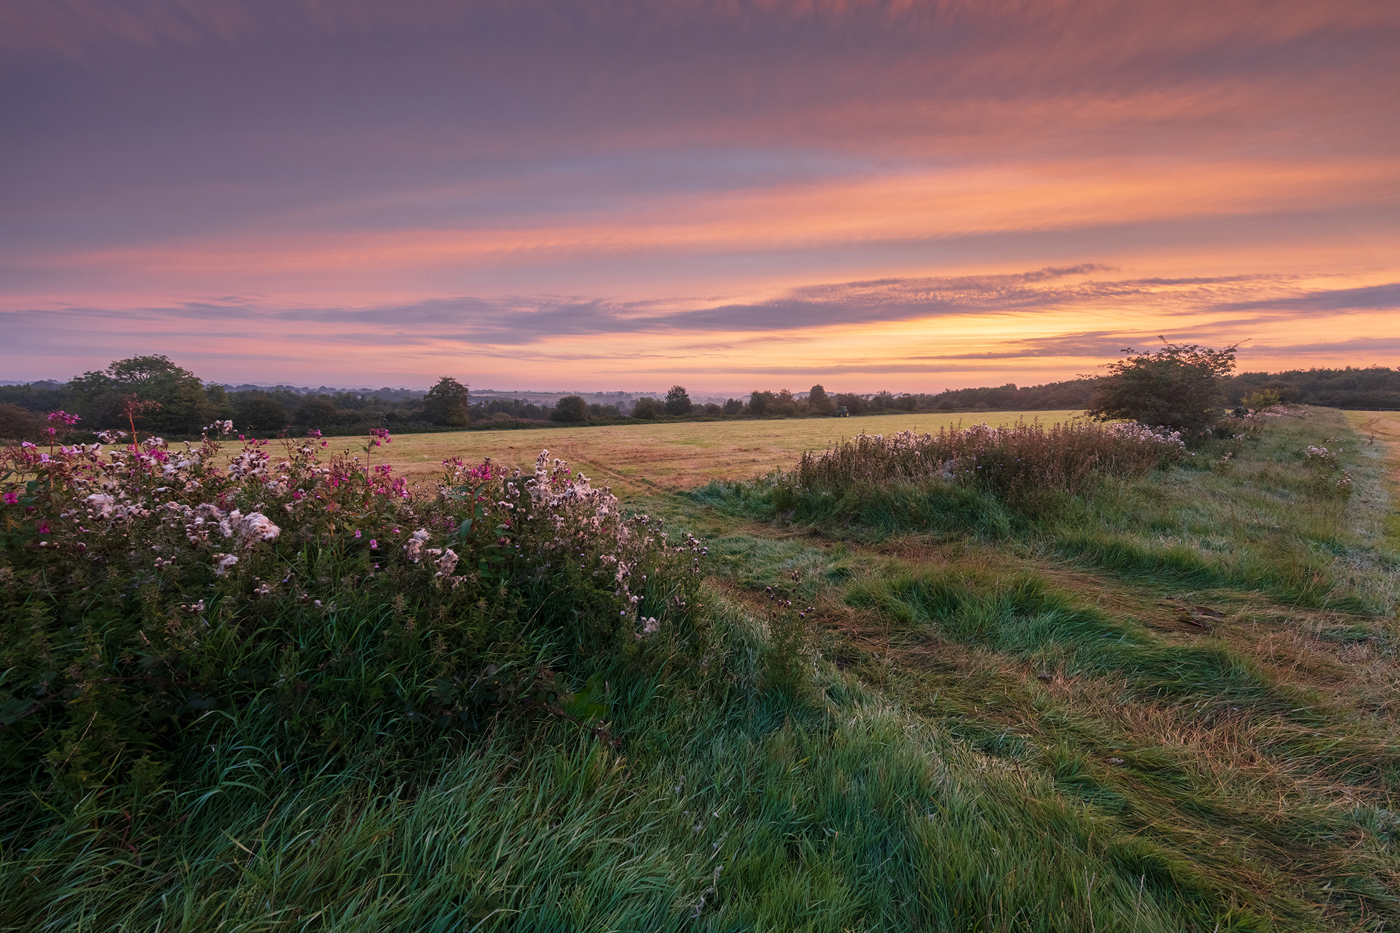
1255,380 -> 1300,403
722,398 -> 744,415
234,393 -> 289,433
806,384 -> 834,416
1086,339 -> 1238,436
834,392 -> 867,415
631,397 -> 662,419
68,354 -> 218,433
772,389 -> 797,416
551,395 -> 590,423
748,390 -> 773,416
0,403 -> 40,440
296,396 -> 341,428
423,376 -> 471,427
664,385 -> 693,416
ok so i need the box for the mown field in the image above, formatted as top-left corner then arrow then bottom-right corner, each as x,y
4,407 -> 1400,931
360,410 -> 1082,493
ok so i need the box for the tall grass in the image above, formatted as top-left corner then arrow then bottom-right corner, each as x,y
785,421 -> 1184,504
699,410 -> 1398,615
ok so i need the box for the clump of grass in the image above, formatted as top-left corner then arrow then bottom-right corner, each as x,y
784,420 -> 1184,504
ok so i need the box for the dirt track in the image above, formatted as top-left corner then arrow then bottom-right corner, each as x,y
1346,411 -> 1400,481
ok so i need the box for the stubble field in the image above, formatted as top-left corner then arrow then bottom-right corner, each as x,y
361,410 -> 1083,492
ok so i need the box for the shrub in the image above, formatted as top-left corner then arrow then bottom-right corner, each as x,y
1086,339 -> 1238,437
1241,387 -> 1282,411
631,397 -> 662,419
0,427 -> 704,807
783,421 -> 1185,505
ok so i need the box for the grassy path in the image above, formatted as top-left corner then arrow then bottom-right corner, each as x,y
658,407 -> 1400,929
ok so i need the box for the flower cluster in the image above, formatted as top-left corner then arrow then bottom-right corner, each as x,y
1304,445 -> 1339,466
1,419 -> 696,628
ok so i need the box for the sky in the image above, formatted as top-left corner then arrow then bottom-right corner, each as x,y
2,0 -> 1399,393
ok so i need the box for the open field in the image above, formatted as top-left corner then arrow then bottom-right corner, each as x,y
359,410 -> 1082,493
1348,410 -> 1400,478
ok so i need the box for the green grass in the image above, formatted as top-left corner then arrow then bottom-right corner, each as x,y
4,407 -> 1400,931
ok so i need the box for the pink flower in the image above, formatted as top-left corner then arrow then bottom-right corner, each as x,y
38,521 -> 50,534
370,539 -> 378,549
2,491 -> 18,505
354,529 -> 362,539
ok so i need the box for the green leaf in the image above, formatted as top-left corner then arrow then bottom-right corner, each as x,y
562,672 -> 608,724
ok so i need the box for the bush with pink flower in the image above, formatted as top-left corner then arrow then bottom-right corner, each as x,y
0,421 -> 705,803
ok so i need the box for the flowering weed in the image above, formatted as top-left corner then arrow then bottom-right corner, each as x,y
0,424 -> 704,806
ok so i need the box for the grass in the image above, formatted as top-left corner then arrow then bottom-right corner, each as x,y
4,406 -> 1400,931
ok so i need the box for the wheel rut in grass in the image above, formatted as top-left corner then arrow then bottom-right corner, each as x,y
712,574 -> 1400,924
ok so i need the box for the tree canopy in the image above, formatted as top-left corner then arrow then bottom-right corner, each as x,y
1086,339 -> 1238,436
423,376 -> 471,426
68,354 -> 227,434
551,395 -> 590,423
664,385 -> 692,416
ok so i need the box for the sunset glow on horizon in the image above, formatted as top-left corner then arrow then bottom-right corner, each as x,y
3,1 -> 1398,392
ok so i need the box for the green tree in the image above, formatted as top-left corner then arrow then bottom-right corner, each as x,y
772,389 -> 797,416
234,393 -> 289,432
747,390 -> 773,416
1086,338 -> 1238,436
551,395 -> 590,423
806,384 -> 833,416
67,355 -> 218,434
0,403 -> 40,440
664,385 -> 692,416
631,397 -> 661,419
423,376 -> 471,427
722,398 -> 744,415
296,396 -> 342,429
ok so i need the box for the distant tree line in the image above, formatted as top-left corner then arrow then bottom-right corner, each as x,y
3,354 -> 1399,442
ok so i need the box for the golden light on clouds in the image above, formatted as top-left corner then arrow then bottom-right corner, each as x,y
2,0 -> 1398,388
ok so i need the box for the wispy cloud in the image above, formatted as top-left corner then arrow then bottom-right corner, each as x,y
3,1 -> 1398,386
